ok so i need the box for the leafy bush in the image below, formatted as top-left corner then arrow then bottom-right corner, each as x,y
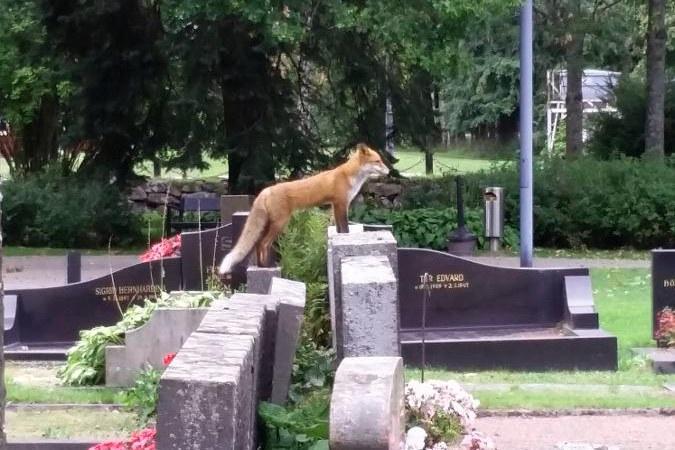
123,366 -> 161,423
58,291 -> 218,386
386,158 -> 675,250
1,168 -> 143,248
258,390 -> 330,450
587,75 -> 675,159
277,210 -> 331,347
350,205 -> 519,251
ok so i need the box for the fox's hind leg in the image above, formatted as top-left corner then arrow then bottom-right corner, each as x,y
257,213 -> 290,267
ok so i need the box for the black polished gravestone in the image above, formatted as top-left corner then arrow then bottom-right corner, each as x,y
398,248 -> 617,370
181,223 -> 232,291
4,258 -> 181,360
651,250 -> 675,339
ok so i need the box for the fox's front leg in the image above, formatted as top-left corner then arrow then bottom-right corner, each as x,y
333,201 -> 349,233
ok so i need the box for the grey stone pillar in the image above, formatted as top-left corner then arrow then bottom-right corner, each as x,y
327,230 -> 398,360
330,357 -> 405,450
246,266 -> 282,294
268,277 -> 306,404
340,256 -> 399,357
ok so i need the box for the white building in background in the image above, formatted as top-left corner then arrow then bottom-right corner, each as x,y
546,69 -> 621,153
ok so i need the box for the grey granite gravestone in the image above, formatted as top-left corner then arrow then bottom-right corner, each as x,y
340,255 -> 400,358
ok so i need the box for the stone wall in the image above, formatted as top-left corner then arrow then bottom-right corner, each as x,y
355,181 -> 404,208
156,275 -> 306,450
128,178 -> 404,213
128,180 -> 228,213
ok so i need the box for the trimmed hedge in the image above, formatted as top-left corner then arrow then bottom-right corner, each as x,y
381,158 -> 675,250
350,205 -> 519,251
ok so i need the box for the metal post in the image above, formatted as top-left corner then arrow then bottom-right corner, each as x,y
67,251 -> 81,284
519,0 -> 534,268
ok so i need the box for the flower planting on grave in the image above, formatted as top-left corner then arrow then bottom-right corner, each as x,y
139,234 -> 181,262
655,307 -> 675,348
89,427 -> 156,450
58,291 -> 218,386
404,380 -> 495,450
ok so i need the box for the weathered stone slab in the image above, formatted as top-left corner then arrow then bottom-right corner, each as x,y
340,256 -> 399,358
327,231 -> 398,359
197,305 -> 266,449
105,307 -> 209,387
229,293 -> 280,402
330,357 -> 404,450
157,332 -> 246,450
246,266 -> 282,294
268,277 -> 306,404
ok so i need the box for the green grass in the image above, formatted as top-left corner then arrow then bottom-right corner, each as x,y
135,146 -> 507,180
406,268 -> 675,410
6,380 -> 124,404
473,388 -> 675,410
393,149 -> 507,176
534,247 -> 650,260
6,408 -> 138,439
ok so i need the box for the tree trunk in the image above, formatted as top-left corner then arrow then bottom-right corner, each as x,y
152,158 -> 161,177
644,0 -> 666,160
424,148 -> 433,175
19,94 -> 59,174
565,30 -> 585,157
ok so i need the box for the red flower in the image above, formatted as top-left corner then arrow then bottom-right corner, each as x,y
656,307 -> 675,348
89,428 -> 156,450
139,235 -> 181,262
163,352 -> 177,366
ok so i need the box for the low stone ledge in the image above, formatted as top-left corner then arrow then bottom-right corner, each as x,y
329,356 -> 404,450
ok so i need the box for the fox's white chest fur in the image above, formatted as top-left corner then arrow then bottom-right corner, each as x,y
347,170 -> 371,205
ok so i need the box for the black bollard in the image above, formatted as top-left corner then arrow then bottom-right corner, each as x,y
67,251 -> 81,284
446,177 -> 477,256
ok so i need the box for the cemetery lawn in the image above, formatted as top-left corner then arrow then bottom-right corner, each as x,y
136,147 -> 505,180
5,362 -> 124,404
407,268 -> 675,410
6,408 -> 138,439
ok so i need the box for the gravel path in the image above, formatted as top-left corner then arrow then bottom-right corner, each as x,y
474,415 -> 675,450
2,254 -> 649,290
469,256 -> 649,269
4,255 -> 140,290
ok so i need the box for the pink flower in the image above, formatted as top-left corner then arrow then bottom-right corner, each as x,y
163,352 -> 177,366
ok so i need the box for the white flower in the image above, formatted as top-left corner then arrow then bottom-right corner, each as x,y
405,426 -> 427,450
429,442 -> 449,450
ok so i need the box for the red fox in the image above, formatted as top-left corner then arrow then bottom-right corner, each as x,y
218,143 -> 389,274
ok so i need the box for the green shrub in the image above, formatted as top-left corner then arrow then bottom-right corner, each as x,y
350,205 -> 519,251
587,75 -> 675,159
258,390 -> 330,450
394,158 -> 675,249
277,209 -> 331,348
2,169 -> 143,248
123,366 -> 161,424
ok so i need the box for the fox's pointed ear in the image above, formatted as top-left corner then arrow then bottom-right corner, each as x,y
356,143 -> 369,154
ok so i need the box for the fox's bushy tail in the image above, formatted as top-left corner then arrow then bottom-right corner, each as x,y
218,199 -> 268,274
